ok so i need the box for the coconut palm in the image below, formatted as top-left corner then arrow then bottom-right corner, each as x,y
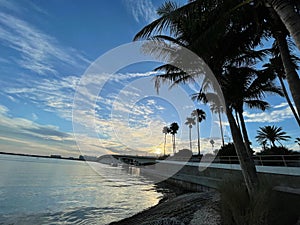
134,0 -> 262,195
191,109 -> 206,155
265,0 -> 300,51
185,117 -> 196,151
256,125 -> 291,148
223,67 -> 284,155
170,122 -> 179,154
268,9 -> 300,121
162,126 -> 170,156
262,49 -> 300,126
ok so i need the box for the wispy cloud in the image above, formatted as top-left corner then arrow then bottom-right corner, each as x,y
272,102 -> 289,109
123,0 -> 158,23
0,104 -> 113,156
0,11 -> 90,75
0,0 -> 21,13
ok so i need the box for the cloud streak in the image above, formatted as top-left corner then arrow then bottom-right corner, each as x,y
243,104 -> 294,123
124,0 -> 157,23
0,11 -> 90,75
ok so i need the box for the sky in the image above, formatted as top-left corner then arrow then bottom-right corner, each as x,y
0,0 -> 299,158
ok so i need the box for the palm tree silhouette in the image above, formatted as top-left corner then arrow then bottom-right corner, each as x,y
210,102 -> 225,147
185,117 -> 195,151
162,126 -> 170,156
263,48 -> 300,126
191,109 -> 206,155
170,122 -> 179,154
256,125 -> 291,148
223,67 -> 283,155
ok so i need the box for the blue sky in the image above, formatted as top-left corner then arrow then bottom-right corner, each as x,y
0,0 -> 299,157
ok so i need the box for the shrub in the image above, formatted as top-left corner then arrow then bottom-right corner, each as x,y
219,179 -> 300,225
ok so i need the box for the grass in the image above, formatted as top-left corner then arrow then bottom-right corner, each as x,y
219,179 -> 300,225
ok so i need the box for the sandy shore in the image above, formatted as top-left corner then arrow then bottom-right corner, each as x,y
108,191 -> 221,225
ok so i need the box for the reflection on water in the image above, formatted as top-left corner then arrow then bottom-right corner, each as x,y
0,154 -> 163,225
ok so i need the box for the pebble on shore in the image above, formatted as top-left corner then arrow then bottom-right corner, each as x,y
109,191 -> 221,225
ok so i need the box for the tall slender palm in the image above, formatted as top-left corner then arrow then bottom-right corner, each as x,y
256,125 -> 291,148
268,9 -> 300,120
263,51 -> 300,126
185,117 -> 196,151
170,122 -> 179,154
162,126 -> 170,155
191,109 -> 206,155
210,102 -> 225,147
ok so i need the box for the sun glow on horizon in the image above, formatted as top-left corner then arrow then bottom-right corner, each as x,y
154,147 -> 162,155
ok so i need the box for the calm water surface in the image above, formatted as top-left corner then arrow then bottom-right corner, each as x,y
0,154 -> 164,224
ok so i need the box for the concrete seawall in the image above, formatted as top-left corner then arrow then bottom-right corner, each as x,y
140,160 -> 300,194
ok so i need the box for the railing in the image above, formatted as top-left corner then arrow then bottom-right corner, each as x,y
209,155 -> 300,167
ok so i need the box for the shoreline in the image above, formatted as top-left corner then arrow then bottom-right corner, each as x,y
106,164 -> 221,225
108,190 -> 220,225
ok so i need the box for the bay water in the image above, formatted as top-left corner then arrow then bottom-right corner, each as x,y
0,154 -> 165,224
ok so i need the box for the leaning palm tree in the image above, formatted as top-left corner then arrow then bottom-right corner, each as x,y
191,109 -> 206,155
185,117 -> 196,151
170,122 -> 179,154
263,51 -> 300,126
255,125 -> 291,148
162,126 -> 170,156
265,0 -> 300,51
268,10 -> 300,121
134,0 -> 261,195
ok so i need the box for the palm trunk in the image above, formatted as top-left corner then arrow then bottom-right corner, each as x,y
238,110 -> 253,157
164,133 -> 167,156
226,105 -> 258,196
197,120 -> 201,155
173,134 -> 176,153
270,9 -> 300,118
267,0 -> 300,51
189,127 -> 192,151
278,75 -> 300,126
171,135 -> 174,154
235,110 -> 241,131
271,140 -> 276,148
218,111 -> 225,147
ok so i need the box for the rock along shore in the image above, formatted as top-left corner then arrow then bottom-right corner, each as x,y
108,191 -> 221,225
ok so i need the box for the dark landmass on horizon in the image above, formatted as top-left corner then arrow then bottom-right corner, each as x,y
0,151 -> 88,161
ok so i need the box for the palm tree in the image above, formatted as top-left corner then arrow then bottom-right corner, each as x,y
134,0 -> 261,195
268,9 -> 300,121
191,109 -> 206,155
223,67 -> 283,155
263,51 -> 300,126
162,126 -> 170,155
185,117 -> 195,151
266,0 -> 300,51
210,102 -> 225,147
170,122 -> 179,154
256,125 -> 291,148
